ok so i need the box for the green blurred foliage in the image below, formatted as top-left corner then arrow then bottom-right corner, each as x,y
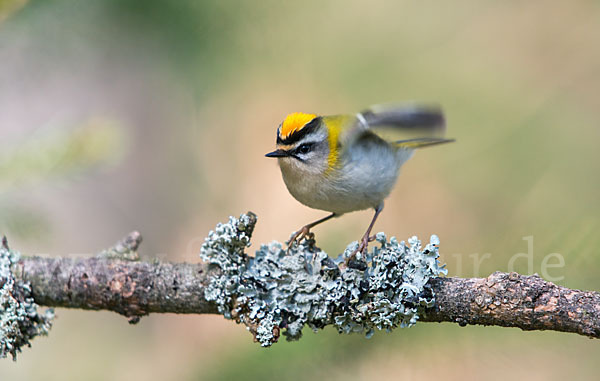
202,328 -> 371,381
0,120 -> 125,238
0,0 -> 26,23
0,119 -> 124,190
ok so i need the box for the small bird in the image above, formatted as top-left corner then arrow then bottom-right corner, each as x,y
265,104 -> 453,261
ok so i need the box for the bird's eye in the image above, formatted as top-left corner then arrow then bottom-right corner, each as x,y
297,143 -> 312,154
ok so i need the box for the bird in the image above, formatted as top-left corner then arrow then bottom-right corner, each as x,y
265,104 -> 453,262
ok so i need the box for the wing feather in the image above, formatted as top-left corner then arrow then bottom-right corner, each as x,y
361,103 -> 446,143
336,103 -> 453,150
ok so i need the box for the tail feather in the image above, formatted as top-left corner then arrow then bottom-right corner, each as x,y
393,137 -> 455,149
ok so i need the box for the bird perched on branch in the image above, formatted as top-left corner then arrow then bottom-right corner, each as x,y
265,104 -> 453,261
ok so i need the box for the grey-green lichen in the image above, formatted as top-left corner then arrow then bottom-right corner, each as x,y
0,238 -> 54,360
96,231 -> 142,261
200,213 -> 447,347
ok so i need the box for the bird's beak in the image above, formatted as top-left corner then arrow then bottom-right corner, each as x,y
265,149 -> 289,158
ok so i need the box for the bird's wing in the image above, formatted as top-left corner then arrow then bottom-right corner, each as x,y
340,103 -> 453,148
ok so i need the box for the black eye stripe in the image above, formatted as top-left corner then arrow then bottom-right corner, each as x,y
276,117 -> 321,145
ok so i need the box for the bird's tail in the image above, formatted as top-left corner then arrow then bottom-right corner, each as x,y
393,137 -> 455,149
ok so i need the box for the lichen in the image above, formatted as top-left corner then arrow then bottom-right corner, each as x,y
97,231 -> 142,261
200,213 -> 447,347
0,238 -> 54,360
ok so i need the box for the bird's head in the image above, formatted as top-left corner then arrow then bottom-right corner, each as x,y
265,112 -> 335,176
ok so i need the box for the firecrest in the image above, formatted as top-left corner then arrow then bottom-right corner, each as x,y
265,104 -> 453,261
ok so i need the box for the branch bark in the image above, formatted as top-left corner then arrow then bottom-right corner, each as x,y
13,255 -> 600,338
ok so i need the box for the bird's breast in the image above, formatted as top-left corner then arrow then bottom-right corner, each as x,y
278,142 -> 412,214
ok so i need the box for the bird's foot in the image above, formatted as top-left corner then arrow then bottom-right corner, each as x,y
286,226 -> 315,252
345,234 -> 376,265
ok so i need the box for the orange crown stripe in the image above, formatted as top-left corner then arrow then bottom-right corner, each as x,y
280,112 -> 317,139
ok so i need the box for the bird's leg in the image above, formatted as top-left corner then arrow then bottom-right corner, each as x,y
346,203 -> 384,263
287,213 -> 337,249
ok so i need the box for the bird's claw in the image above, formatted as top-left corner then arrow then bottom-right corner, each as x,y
286,227 -> 314,252
345,234 -> 373,264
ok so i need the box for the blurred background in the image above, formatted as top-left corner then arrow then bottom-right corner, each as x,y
1,0 -> 599,379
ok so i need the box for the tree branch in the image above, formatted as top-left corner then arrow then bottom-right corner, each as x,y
423,274 -> 599,338
14,257 -> 217,322
2,212 -> 599,359
13,254 -> 600,338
